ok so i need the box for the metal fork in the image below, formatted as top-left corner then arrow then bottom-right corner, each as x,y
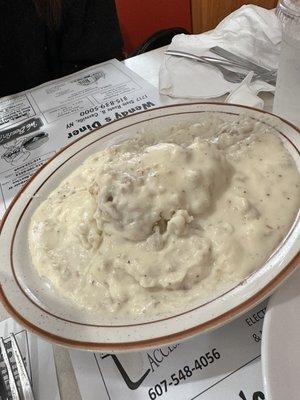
0,334 -> 35,400
165,49 -> 276,84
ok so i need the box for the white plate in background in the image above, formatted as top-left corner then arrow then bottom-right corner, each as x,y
262,266 -> 300,400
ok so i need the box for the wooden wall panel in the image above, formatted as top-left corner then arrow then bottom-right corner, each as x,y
191,0 -> 278,33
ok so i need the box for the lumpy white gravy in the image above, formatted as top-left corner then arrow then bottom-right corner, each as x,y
28,115 -> 300,316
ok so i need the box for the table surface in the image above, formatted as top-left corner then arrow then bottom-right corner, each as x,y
0,45 -> 274,400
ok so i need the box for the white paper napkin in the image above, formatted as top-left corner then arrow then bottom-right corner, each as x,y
159,5 -> 281,105
225,72 -> 263,108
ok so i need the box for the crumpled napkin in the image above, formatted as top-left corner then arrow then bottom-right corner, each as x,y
226,72 -> 265,108
159,5 -> 281,106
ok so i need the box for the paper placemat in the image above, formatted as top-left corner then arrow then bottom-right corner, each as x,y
0,59 -> 171,218
70,300 -> 267,400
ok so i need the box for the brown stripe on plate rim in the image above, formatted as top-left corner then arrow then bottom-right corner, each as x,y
8,108 -> 300,327
0,103 -> 299,339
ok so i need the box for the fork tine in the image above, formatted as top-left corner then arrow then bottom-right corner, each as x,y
0,337 -> 20,400
10,333 -> 35,400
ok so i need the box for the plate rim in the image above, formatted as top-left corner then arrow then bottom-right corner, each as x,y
1,102 -> 300,351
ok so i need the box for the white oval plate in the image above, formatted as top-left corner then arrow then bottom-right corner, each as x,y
262,266 -> 300,399
0,103 -> 299,352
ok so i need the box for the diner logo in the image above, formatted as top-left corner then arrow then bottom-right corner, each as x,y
0,117 -> 43,145
72,71 -> 105,86
100,344 -> 179,390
